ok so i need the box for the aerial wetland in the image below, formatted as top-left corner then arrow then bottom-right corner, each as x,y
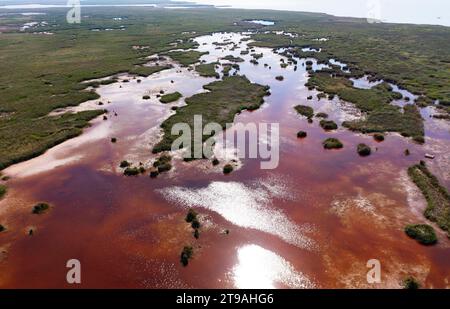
0,7 -> 449,289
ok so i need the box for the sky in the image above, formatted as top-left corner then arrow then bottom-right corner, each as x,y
182,0 -> 450,26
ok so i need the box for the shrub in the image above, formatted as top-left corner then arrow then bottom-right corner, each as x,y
212,158 -> 220,166
295,105 -> 314,119
0,224 -> 5,232
191,219 -> 201,229
32,203 -> 50,214
185,209 -> 198,223
124,167 -> 140,176
149,168 -> 159,178
154,155 -> 172,173
315,112 -> 329,119
193,229 -> 200,239
404,224 -> 437,245
323,138 -> 343,149
180,246 -> 193,266
111,137 -> 117,143
373,133 -> 385,142
120,160 -> 130,168
357,144 -> 372,156
160,92 -> 182,104
307,95 -> 313,100
404,149 -> 410,156
275,75 -> 284,81
157,163 -> 172,173
305,60 -> 313,66
297,131 -> 307,138
320,120 -> 338,130
223,164 -> 234,174
143,95 -> 150,100
403,277 -> 420,289
413,136 -> 425,144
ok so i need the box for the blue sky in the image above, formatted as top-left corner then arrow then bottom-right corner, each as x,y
185,0 -> 450,26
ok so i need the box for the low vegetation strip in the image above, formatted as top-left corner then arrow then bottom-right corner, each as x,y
153,75 -> 269,154
408,163 -> 450,237
164,50 -> 208,66
195,63 -> 219,78
160,92 -> 183,104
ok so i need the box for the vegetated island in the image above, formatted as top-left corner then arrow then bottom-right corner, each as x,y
195,63 -> 219,78
408,162 -> 450,237
152,75 -> 269,156
160,92 -> 183,104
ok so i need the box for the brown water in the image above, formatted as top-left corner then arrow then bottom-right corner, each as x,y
0,32 -> 449,289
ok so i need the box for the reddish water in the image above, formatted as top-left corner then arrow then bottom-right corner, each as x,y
0,33 -> 449,288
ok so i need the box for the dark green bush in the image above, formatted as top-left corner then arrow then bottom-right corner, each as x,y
32,203 -> 50,214
323,138 -> 343,149
223,164 -> 234,174
403,277 -> 420,289
185,209 -> 198,223
405,224 -> 437,245
124,167 -> 140,176
297,131 -> 307,138
120,160 -> 130,168
315,112 -> 329,119
357,143 -> 371,156
320,120 -> 338,130
373,133 -> 385,142
180,246 -> 193,267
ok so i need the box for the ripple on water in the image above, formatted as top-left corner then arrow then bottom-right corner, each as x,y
159,175 -> 314,249
231,244 -> 316,289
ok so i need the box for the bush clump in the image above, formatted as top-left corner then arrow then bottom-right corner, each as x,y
142,95 -> 150,100
319,120 -> 338,131
111,137 -> 117,143
404,224 -> 437,245
297,131 -> 307,138
323,138 -> 343,149
32,203 -> 50,214
373,133 -> 385,142
275,75 -> 284,81
180,246 -> 193,267
212,158 -> 220,166
160,92 -> 182,104
124,167 -> 140,176
185,209 -> 198,223
294,105 -> 314,119
223,164 -> 234,174
149,168 -> 159,178
0,224 -> 5,232
120,160 -> 130,168
357,143 -> 372,156
153,154 -> 172,173
403,277 -> 420,289
315,112 -> 329,119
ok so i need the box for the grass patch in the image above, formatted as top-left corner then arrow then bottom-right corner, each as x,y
408,163 -> 450,236
160,92 -> 183,104
195,63 -> 219,78
165,50 -> 208,66
153,76 -> 269,156
294,105 -> 314,119
404,224 -> 438,245
222,55 -> 244,62
129,65 -> 172,77
323,138 -> 343,149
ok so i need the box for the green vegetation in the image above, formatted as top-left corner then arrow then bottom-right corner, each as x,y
403,277 -> 420,289
160,92 -> 183,104
404,224 -> 438,245
143,95 -> 150,100
32,203 -> 50,214
212,158 -> 220,166
315,112 -> 329,119
119,160 -> 130,168
124,167 -> 139,176
222,55 -> 244,62
319,120 -> 338,131
0,185 -> 6,199
357,143 -> 372,157
153,154 -> 172,173
0,224 -> 5,232
294,105 -> 314,119
129,65 -> 172,77
164,50 -> 208,66
275,75 -> 284,81
323,138 -> 343,149
373,133 -> 385,142
153,76 -> 268,155
223,164 -> 234,174
185,209 -> 198,223
297,131 -> 307,138
408,163 -> 450,236
180,246 -> 194,267
195,63 -> 219,78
